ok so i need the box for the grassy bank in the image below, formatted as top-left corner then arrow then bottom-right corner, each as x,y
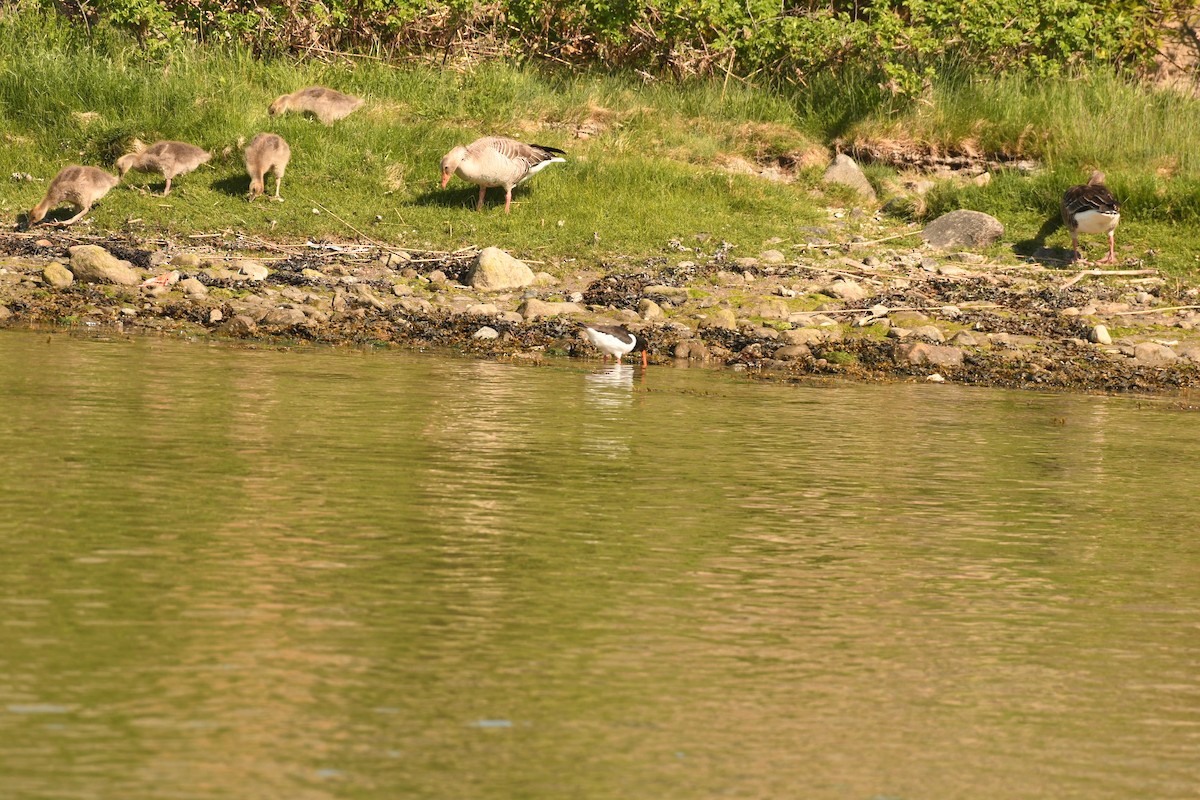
2,9 -> 1200,275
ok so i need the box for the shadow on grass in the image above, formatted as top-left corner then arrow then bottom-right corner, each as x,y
409,186 -> 484,210
212,174 -> 250,198
1013,214 -> 1074,266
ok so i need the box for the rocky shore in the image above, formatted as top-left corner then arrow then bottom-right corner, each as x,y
3,218 -> 1200,396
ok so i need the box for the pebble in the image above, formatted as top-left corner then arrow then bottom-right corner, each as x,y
1089,324 -> 1113,345
926,373 -> 946,383
208,308 -> 223,324
473,326 -> 499,340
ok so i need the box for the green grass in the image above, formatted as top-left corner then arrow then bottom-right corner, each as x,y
3,9 -> 1200,278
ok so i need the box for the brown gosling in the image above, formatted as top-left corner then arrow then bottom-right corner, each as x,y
1061,170 -> 1121,265
268,86 -> 363,125
116,140 -> 211,196
245,133 -> 291,202
439,136 -> 567,213
28,165 -> 120,227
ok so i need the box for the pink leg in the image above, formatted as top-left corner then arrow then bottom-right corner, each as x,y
504,187 -> 512,214
56,204 -> 91,226
162,176 -> 173,196
1096,231 -> 1117,265
476,185 -> 486,211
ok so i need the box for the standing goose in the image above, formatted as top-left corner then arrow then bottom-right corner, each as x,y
1062,170 -> 1121,264
244,133 -> 291,202
269,86 -> 363,125
116,140 -> 211,196
440,136 -> 566,213
27,165 -> 119,227
582,323 -> 648,367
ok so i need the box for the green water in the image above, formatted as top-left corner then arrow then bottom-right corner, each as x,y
0,330 -> 1197,799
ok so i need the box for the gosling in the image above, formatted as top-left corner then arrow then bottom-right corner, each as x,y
245,133 -> 290,202
116,140 -> 211,196
268,86 -> 363,125
28,165 -> 119,227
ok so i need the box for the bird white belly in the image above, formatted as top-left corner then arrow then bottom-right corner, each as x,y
584,328 -> 636,356
1074,209 -> 1119,234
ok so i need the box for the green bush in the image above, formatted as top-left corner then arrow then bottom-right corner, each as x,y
11,0 -> 1194,96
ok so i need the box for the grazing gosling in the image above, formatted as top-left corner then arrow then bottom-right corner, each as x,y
116,140 -> 211,196
28,166 -> 119,227
244,133 -> 291,202
268,86 -> 363,125
440,136 -> 566,213
1062,170 -> 1121,265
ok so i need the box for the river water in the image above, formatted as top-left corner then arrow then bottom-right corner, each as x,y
0,329 -> 1197,799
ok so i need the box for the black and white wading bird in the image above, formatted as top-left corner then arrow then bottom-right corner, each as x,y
582,324 -> 648,367
1061,170 -> 1121,264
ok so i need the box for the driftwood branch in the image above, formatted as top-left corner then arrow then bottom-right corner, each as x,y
1060,268 -> 1157,289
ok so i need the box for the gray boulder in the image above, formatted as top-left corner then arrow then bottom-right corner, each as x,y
921,210 -> 1005,250
465,247 -> 535,291
823,154 -> 877,202
218,314 -> 257,337
1134,342 -> 1177,365
68,245 -> 139,286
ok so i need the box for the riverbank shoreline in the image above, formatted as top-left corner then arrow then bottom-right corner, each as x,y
3,226 -> 1200,398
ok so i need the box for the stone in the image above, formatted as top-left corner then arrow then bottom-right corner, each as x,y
234,259 -> 269,282
825,280 -> 868,302
752,299 -> 790,320
0,306 -> 11,321
950,330 -> 979,347
869,303 -> 890,318
921,210 -> 1005,250
698,309 -> 737,331
644,285 -> 690,304
1089,324 -> 1113,345
896,342 -> 965,367
395,297 -> 434,314
822,154 -> 877,202
42,263 -> 74,289
171,253 -> 202,268
781,328 -> 827,346
674,340 -> 710,360
465,247 -> 535,291
179,277 -> 207,298
639,298 -> 664,320
218,314 -> 257,337
261,307 -> 307,326
518,298 -> 584,319
887,327 -> 911,340
759,249 -> 786,265
473,326 -> 500,340
466,303 -> 500,316
351,283 -> 388,310
533,271 -> 560,287
926,373 -> 947,383
889,310 -> 929,326
68,245 -> 139,286
911,325 -> 946,342
428,269 -> 449,284
772,344 -> 811,361
208,308 -> 223,324
1133,342 -> 1177,365
392,283 -> 414,297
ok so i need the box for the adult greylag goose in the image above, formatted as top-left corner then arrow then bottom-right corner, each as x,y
116,140 -> 211,196
244,133 -> 291,202
269,86 -> 363,125
28,165 -> 119,227
1062,170 -> 1121,264
582,323 -> 648,367
440,136 -> 566,213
